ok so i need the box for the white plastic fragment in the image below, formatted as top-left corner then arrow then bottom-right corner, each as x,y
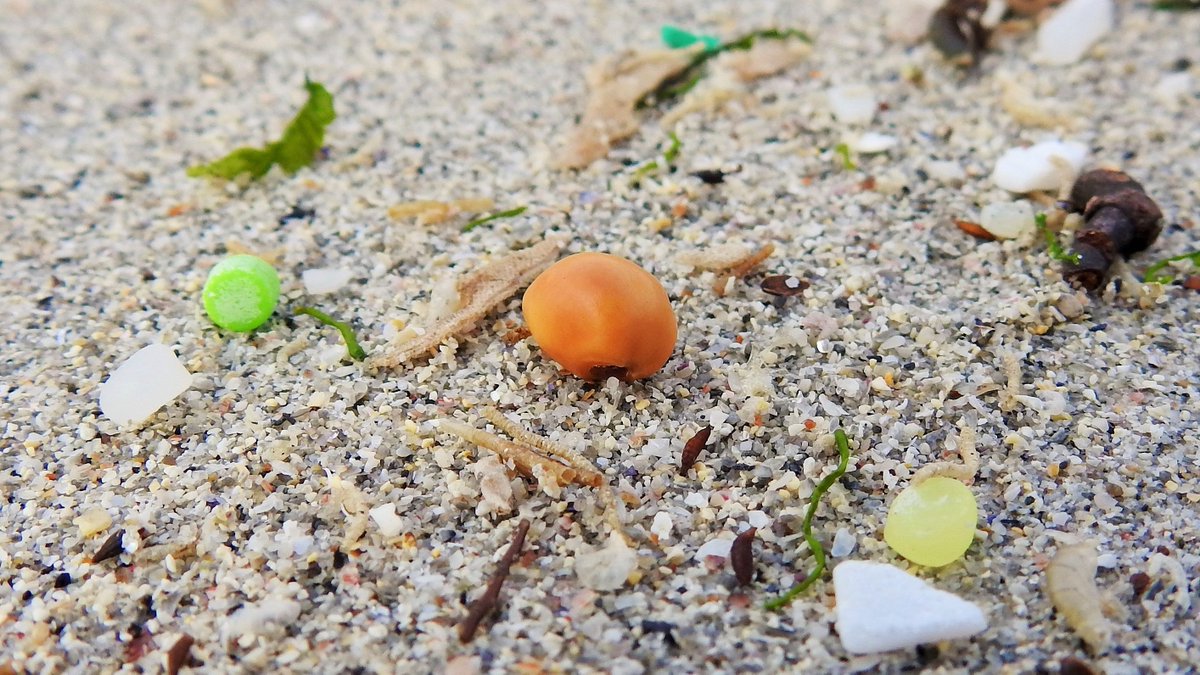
834,560 -> 988,654
74,508 -> 113,537
926,160 -> 966,184
99,343 -> 193,426
575,531 -> 638,591
827,84 -> 877,125
849,132 -> 898,154
979,201 -> 1036,239
992,140 -> 1088,193
1035,0 -> 1114,66
301,267 -> 353,295
369,503 -> 404,537
223,598 -> 302,640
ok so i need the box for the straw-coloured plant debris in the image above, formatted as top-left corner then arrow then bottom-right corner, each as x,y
661,37 -> 810,127
1046,541 -> 1112,653
678,243 -> 776,296
555,47 -> 701,169
912,423 -> 979,484
387,198 -> 496,226
438,407 -> 624,539
373,239 -> 562,368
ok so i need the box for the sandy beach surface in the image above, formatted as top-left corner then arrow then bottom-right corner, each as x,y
1,0 -> 1198,673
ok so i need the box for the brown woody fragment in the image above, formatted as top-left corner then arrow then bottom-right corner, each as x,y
760,274 -> 810,297
680,425 -> 712,474
955,219 -> 997,241
459,519 -> 531,643
165,634 -> 195,675
731,527 -> 758,586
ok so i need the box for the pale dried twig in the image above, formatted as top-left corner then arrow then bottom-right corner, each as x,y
439,419 -> 587,489
372,239 -> 562,368
661,38 -> 810,127
913,423 -> 980,484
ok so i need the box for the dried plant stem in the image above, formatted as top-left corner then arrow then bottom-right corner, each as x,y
458,518 -> 531,643
480,407 -> 626,542
373,239 -> 561,368
439,419 -> 584,488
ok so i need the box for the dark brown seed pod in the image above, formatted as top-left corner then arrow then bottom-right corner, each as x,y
760,275 -> 810,297
1062,169 -> 1163,291
955,220 -> 997,241
731,527 -> 757,586
680,425 -> 712,474
91,530 -> 125,564
929,0 -> 990,68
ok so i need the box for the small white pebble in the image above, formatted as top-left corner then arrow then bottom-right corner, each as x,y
74,508 -> 113,537
301,268 -> 354,295
99,343 -> 193,426
369,503 -> 404,537
992,140 -> 1088,193
651,512 -> 673,540
979,201 -> 1035,239
747,510 -> 771,529
849,132 -> 898,154
1035,0 -> 1114,66
926,160 -> 966,184
1154,72 -> 1193,105
827,84 -> 877,125
224,598 -> 302,640
831,528 -> 857,557
694,537 -> 735,560
575,532 -> 637,591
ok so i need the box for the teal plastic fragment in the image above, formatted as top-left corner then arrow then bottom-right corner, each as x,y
661,25 -> 719,51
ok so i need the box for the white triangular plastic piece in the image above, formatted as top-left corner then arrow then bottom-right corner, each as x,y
834,560 -> 988,655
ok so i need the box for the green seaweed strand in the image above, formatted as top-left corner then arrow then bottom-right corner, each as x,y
1035,213 -> 1082,265
765,429 -> 852,611
295,306 -> 366,361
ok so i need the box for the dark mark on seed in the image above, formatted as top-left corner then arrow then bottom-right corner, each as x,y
459,518 -> 530,643
680,425 -> 713,475
731,527 -> 757,586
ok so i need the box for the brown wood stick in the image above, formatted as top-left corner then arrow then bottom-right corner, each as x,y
458,519 -> 531,643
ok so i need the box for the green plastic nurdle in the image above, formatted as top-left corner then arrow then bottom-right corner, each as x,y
202,254 -> 281,332
764,429 -> 852,611
661,25 -> 720,51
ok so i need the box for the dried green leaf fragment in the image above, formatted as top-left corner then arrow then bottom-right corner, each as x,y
189,79 -> 335,181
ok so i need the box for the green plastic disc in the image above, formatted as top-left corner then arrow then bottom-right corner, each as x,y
202,254 -> 280,332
